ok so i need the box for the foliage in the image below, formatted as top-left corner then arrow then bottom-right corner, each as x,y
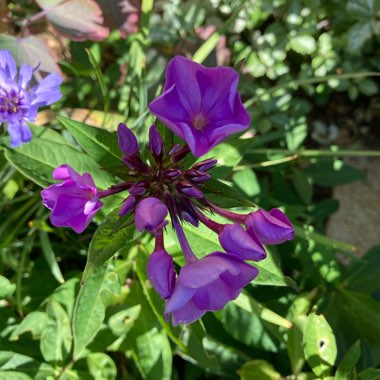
1,0 -> 380,379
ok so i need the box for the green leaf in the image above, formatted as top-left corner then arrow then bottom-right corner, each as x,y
233,169 -> 261,197
238,359 -> 281,380
289,36 -> 316,54
358,78 -> 378,96
217,303 -> 280,353
0,351 -> 56,379
304,159 -> 365,187
10,312 -> 48,341
0,275 -> 16,299
335,340 -> 361,380
58,116 -> 122,168
347,23 -> 373,53
233,292 -> 292,329
39,230 -> 64,284
0,372 -> 32,380
86,353 -> 117,380
40,299 -> 72,363
346,245 -> 380,294
292,169 -> 313,204
82,211 -> 137,282
303,313 -> 337,378
73,265 -> 121,359
338,290 -> 380,344
203,178 -> 255,208
359,368 -> 380,380
347,0 -> 375,18
4,125 -> 115,189
287,315 -> 307,376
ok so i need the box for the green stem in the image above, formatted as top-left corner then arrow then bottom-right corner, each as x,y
244,71 -> 380,107
247,148 -> 380,157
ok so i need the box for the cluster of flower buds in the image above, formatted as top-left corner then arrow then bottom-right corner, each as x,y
41,56 -> 294,325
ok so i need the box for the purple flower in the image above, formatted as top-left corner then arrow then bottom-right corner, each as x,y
165,252 -> 258,326
41,164 -> 103,233
0,49 -> 62,147
246,208 -> 294,245
147,249 -> 176,299
149,56 -> 250,157
219,223 -> 266,261
134,197 -> 169,233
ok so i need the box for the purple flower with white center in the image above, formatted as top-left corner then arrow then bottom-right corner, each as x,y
165,251 -> 258,326
0,49 -> 62,147
41,164 -> 103,233
246,208 -> 294,245
149,56 -> 250,157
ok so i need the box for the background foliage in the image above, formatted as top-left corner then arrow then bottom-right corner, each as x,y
1,0 -> 380,379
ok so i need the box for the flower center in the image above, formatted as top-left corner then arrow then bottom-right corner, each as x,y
0,89 -> 23,116
192,114 -> 207,130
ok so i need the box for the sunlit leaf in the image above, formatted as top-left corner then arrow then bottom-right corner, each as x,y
0,34 -> 61,76
35,0 -> 109,41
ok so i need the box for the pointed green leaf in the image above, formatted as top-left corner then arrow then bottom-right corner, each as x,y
303,313 -> 337,378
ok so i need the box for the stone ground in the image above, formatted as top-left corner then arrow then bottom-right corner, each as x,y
326,156 -> 380,256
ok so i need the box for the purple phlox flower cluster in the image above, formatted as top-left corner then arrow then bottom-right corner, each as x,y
0,49 -> 62,147
41,56 -> 294,325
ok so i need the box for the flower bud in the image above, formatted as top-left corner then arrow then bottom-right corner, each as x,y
192,158 -> 217,172
246,208 -> 294,245
148,124 -> 164,157
134,197 -> 169,233
119,195 -> 136,217
176,181 -> 204,198
129,181 -> 148,195
118,123 -> 139,157
147,249 -> 176,299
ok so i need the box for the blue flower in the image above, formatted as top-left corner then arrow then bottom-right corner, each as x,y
0,49 -> 62,147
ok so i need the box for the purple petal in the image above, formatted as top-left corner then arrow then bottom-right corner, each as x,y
7,121 -> 32,148
31,73 -> 62,107
164,56 -> 201,114
50,194 -> 94,233
134,197 -> 168,233
192,277 -> 239,310
180,253 -> 240,288
170,299 -> 206,326
52,164 -> 71,180
149,84 -> 190,141
219,223 -> 266,261
147,249 -> 176,299
165,281 -> 196,313
246,208 -> 294,245
117,123 -> 139,156
18,64 -> 33,89
0,50 -> 17,80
